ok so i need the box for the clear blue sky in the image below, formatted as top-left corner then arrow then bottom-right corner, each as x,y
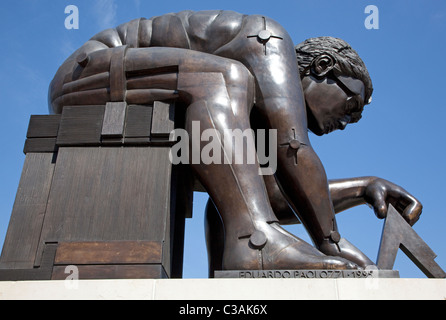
0,0 -> 445,279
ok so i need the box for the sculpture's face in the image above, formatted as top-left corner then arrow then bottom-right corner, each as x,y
302,73 -> 365,136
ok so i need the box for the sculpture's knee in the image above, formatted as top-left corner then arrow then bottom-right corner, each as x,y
224,61 -> 252,85
222,61 -> 255,108
225,62 -> 254,92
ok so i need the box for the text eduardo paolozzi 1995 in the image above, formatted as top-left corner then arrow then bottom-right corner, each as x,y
218,269 -> 379,278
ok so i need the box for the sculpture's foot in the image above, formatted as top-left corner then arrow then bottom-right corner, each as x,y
318,237 -> 376,269
222,222 -> 359,271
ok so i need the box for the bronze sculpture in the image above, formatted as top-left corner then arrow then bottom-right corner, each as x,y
48,10 -> 426,274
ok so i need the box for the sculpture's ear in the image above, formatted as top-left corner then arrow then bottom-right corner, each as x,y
310,54 -> 336,77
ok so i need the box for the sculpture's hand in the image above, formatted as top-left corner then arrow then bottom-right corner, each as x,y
364,178 -> 422,226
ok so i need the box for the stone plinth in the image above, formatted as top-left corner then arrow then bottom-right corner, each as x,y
0,278 -> 445,300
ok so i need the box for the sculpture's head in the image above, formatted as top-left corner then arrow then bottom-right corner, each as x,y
295,37 -> 373,136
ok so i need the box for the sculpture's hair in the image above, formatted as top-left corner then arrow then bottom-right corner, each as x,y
295,36 -> 373,104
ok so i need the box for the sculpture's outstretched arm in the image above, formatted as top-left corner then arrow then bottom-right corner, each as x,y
329,177 -> 422,226
264,175 -> 423,226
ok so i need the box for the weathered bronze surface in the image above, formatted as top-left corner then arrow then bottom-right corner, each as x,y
45,10 -> 442,276
1,10 -> 443,279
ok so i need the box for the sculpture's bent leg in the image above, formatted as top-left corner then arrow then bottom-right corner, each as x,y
176,51 -> 359,271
